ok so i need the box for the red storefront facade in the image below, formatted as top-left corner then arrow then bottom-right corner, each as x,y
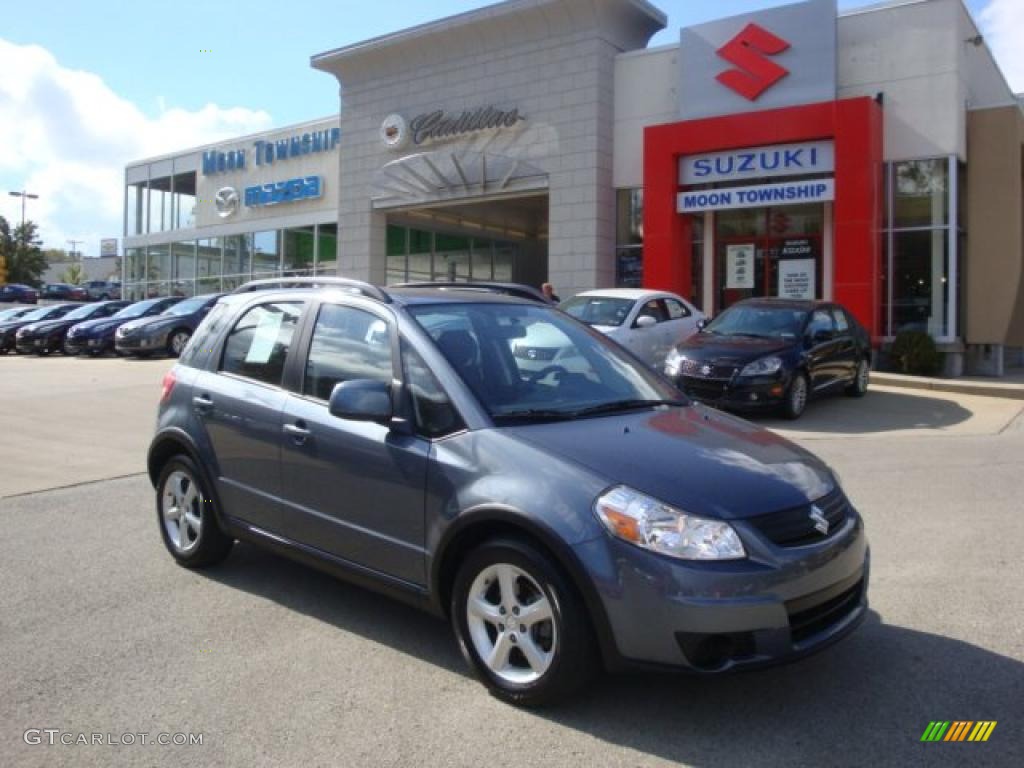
642,96 -> 884,339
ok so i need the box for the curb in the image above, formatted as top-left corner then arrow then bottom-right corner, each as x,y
872,372 -> 1024,401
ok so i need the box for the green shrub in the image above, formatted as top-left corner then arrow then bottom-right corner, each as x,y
890,330 -> 942,376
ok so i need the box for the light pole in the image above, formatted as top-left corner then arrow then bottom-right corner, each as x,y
66,239 -> 83,260
8,190 -> 39,232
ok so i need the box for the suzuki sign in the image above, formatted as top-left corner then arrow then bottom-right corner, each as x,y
680,0 -> 837,120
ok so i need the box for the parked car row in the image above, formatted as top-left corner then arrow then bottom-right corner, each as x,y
0,280 -> 122,305
0,293 -> 222,358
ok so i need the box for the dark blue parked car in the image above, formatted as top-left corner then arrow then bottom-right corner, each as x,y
148,279 -> 869,707
0,304 -> 79,354
0,283 -> 39,304
66,297 -> 183,356
15,300 -> 129,355
116,293 -> 223,358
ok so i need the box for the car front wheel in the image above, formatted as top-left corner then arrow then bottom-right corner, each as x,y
846,359 -> 870,398
156,455 -> 233,568
168,330 -> 190,357
451,538 -> 595,707
782,372 -> 809,420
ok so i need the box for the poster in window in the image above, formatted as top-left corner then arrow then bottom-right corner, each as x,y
778,258 -> 816,300
726,244 -> 755,290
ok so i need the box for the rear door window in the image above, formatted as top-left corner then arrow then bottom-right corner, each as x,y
220,302 -> 303,386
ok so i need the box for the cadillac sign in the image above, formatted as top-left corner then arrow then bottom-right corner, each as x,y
382,105 -> 526,150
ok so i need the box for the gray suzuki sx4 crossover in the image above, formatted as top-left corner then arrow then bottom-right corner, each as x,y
148,279 -> 869,706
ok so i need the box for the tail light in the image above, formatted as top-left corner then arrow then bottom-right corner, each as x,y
160,370 -> 177,404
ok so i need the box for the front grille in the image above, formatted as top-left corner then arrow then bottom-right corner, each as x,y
680,377 -> 729,401
746,488 -> 851,548
787,576 -> 864,645
678,359 -> 739,379
513,346 -> 558,362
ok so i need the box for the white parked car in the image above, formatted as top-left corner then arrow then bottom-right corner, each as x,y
559,289 -> 704,367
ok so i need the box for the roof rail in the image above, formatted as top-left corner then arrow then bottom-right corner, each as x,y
231,277 -> 391,304
393,281 -> 550,303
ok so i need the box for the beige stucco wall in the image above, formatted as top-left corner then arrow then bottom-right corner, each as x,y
965,107 -> 1024,346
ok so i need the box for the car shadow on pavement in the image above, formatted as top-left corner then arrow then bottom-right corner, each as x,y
204,542 -> 467,674
751,389 -> 974,435
544,610 -> 1022,767
204,546 -> 1019,766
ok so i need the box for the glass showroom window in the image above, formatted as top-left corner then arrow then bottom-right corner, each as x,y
885,158 -> 959,339
316,223 -> 338,275
171,241 -> 197,297
386,225 -> 408,284
252,231 -> 281,279
690,214 -> 704,310
284,226 -> 315,276
125,182 -> 146,236
197,238 -> 222,295
171,168 -> 197,230
616,189 -> 643,288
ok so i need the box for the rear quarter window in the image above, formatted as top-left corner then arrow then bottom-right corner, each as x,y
178,302 -> 231,369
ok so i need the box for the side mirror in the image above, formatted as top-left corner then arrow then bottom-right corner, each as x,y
328,379 -> 393,424
635,315 -> 657,329
696,318 -> 709,331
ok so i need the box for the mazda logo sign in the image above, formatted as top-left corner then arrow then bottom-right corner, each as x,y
215,187 -> 239,218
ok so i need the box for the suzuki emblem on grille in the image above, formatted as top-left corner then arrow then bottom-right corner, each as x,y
527,349 -> 538,360
701,364 -> 713,376
809,505 -> 829,535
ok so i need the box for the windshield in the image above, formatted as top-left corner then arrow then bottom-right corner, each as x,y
704,305 -> 807,339
410,303 -> 684,422
164,296 -> 211,316
22,306 -> 67,321
64,303 -> 105,321
0,308 -> 30,321
114,299 -> 162,319
559,296 -> 634,327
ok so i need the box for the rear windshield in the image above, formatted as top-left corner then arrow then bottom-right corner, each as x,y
560,296 -> 634,327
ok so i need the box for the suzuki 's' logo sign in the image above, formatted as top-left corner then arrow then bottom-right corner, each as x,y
715,23 -> 791,101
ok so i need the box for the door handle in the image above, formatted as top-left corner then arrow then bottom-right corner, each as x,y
284,422 -> 311,444
192,395 -> 214,412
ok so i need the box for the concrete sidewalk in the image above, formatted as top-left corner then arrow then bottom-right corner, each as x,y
872,368 -> 1024,401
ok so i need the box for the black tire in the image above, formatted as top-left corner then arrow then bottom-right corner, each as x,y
845,358 -> 870,398
155,455 -> 233,568
782,372 -> 809,420
167,329 -> 191,358
451,537 -> 596,707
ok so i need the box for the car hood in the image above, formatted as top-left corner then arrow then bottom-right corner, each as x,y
591,324 -> 620,335
119,315 -> 177,334
24,318 -> 73,334
72,316 -> 123,333
503,405 -> 833,520
675,333 -> 795,365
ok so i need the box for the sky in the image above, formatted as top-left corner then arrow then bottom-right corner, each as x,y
0,0 -> 1017,255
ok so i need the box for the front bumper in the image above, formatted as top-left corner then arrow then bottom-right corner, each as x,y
66,335 -> 110,354
670,371 -> 793,412
15,335 -> 60,354
115,332 -> 166,353
574,507 -> 869,672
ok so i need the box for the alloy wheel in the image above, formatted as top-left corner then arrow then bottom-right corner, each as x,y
161,469 -> 203,555
170,331 -> 189,356
465,563 -> 557,685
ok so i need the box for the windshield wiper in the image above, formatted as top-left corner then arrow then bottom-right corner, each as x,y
492,408 -> 575,423
569,399 -> 687,418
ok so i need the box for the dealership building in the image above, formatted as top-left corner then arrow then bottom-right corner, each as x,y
123,0 -> 1024,375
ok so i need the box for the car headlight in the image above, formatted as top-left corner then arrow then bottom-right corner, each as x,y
740,356 -> 783,377
665,348 -> 684,375
594,485 -> 746,561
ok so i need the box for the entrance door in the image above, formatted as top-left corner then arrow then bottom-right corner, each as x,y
714,204 -> 824,313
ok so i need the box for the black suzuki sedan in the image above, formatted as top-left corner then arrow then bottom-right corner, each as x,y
664,299 -> 872,419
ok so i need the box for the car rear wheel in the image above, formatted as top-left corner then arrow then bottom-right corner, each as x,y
451,538 -> 596,707
846,359 -> 870,398
156,455 -> 233,568
168,330 -> 190,358
782,372 -> 809,420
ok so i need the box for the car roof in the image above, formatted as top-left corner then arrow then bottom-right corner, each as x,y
573,288 -> 681,301
733,297 -> 831,311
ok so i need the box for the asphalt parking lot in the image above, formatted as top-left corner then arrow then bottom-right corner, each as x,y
2,355 -> 1022,767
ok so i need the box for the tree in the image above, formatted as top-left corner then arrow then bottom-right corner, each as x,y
43,248 -> 69,264
63,262 -> 84,285
0,216 -> 47,287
